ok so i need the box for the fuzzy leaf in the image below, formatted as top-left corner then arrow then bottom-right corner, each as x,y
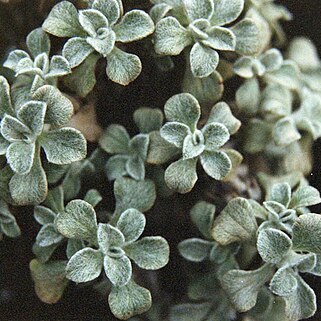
133,108 -> 163,134
30,259 -> 68,304
26,28 -> 51,58
97,224 -> 125,254
273,118 -> 301,146
9,152 -> 47,205
236,77 -> 260,115
114,10 -> 154,43
288,37 -> 320,71
66,239 -> 85,259
40,128 -> 87,165
3,50 -> 30,73
18,100 -> 46,135
212,197 -> 257,245
200,150 -> 231,180
244,119 -> 271,153
289,186 -> 321,209
33,85 -> 74,126
62,37 -> 94,68
78,9 -> 109,37
147,131 -> 179,164
284,275 -> 316,321
178,238 -> 213,262
34,206 -> 56,225
183,69 -> 224,105
114,177 -> 156,214
108,280 -> 152,320
43,186 -> 64,213
207,102 -> 241,135
182,132 -> 205,159
221,264 -> 274,312
125,236 -> 169,270
204,26 -> 236,51
36,223 -> 64,247
0,76 -> 13,117
267,183 -> 291,207
257,228 -> 292,264
164,93 -> 201,131
260,48 -> 283,72
63,53 -> 99,97
265,61 -> 300,90
129,134 -> 149,160
1,114 -> 31,142
154,17 -> 192,55
116,209 -> 146,243
150,3 -> 172,23
42,1 -> 85,37
87,30 -> 116,57
165,158 -> 198,193
6,142 -> 35,174
125,156 -> 144,179
160,122 -> 190,148
47,55 -> 71,78
231,18 -> 259,55
270,267 -> 298,296
106,155 -> 128,180
92,0 -> 121,26
190,201 -> 216,239
210,0 -> 244,26
190,43 -> 219,78
104,255 -> 132,286
84,189 -> 102,208
66,247 -> 103,283
99,124 -> 130,154
202,122 -> 230,150
292,214 -> 321,254
183,0 -> 214,21
106,48 -> 142,85
56,200 -> 97,242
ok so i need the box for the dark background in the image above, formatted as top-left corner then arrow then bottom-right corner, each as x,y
1,1 -> 321,320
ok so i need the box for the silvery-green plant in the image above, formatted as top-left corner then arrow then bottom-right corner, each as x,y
243,86 -> 321,153
212,182 -> 321,321
1,1 -> 321,321
33,186 -> 101,264
3,28 -> 71,102
157,93 -> 241,193
153,0 -> 259,78
170,201 -> 239,321
235,48 -> 302,116
99,107 -> 163,181
55,199 -> 169,319
0,78 -> 87,205
43,0 -> 155,85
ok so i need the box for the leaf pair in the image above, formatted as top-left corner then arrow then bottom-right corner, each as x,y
43,0 -> 155,85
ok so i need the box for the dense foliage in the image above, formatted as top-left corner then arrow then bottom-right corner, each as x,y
1,0 -> 321,320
